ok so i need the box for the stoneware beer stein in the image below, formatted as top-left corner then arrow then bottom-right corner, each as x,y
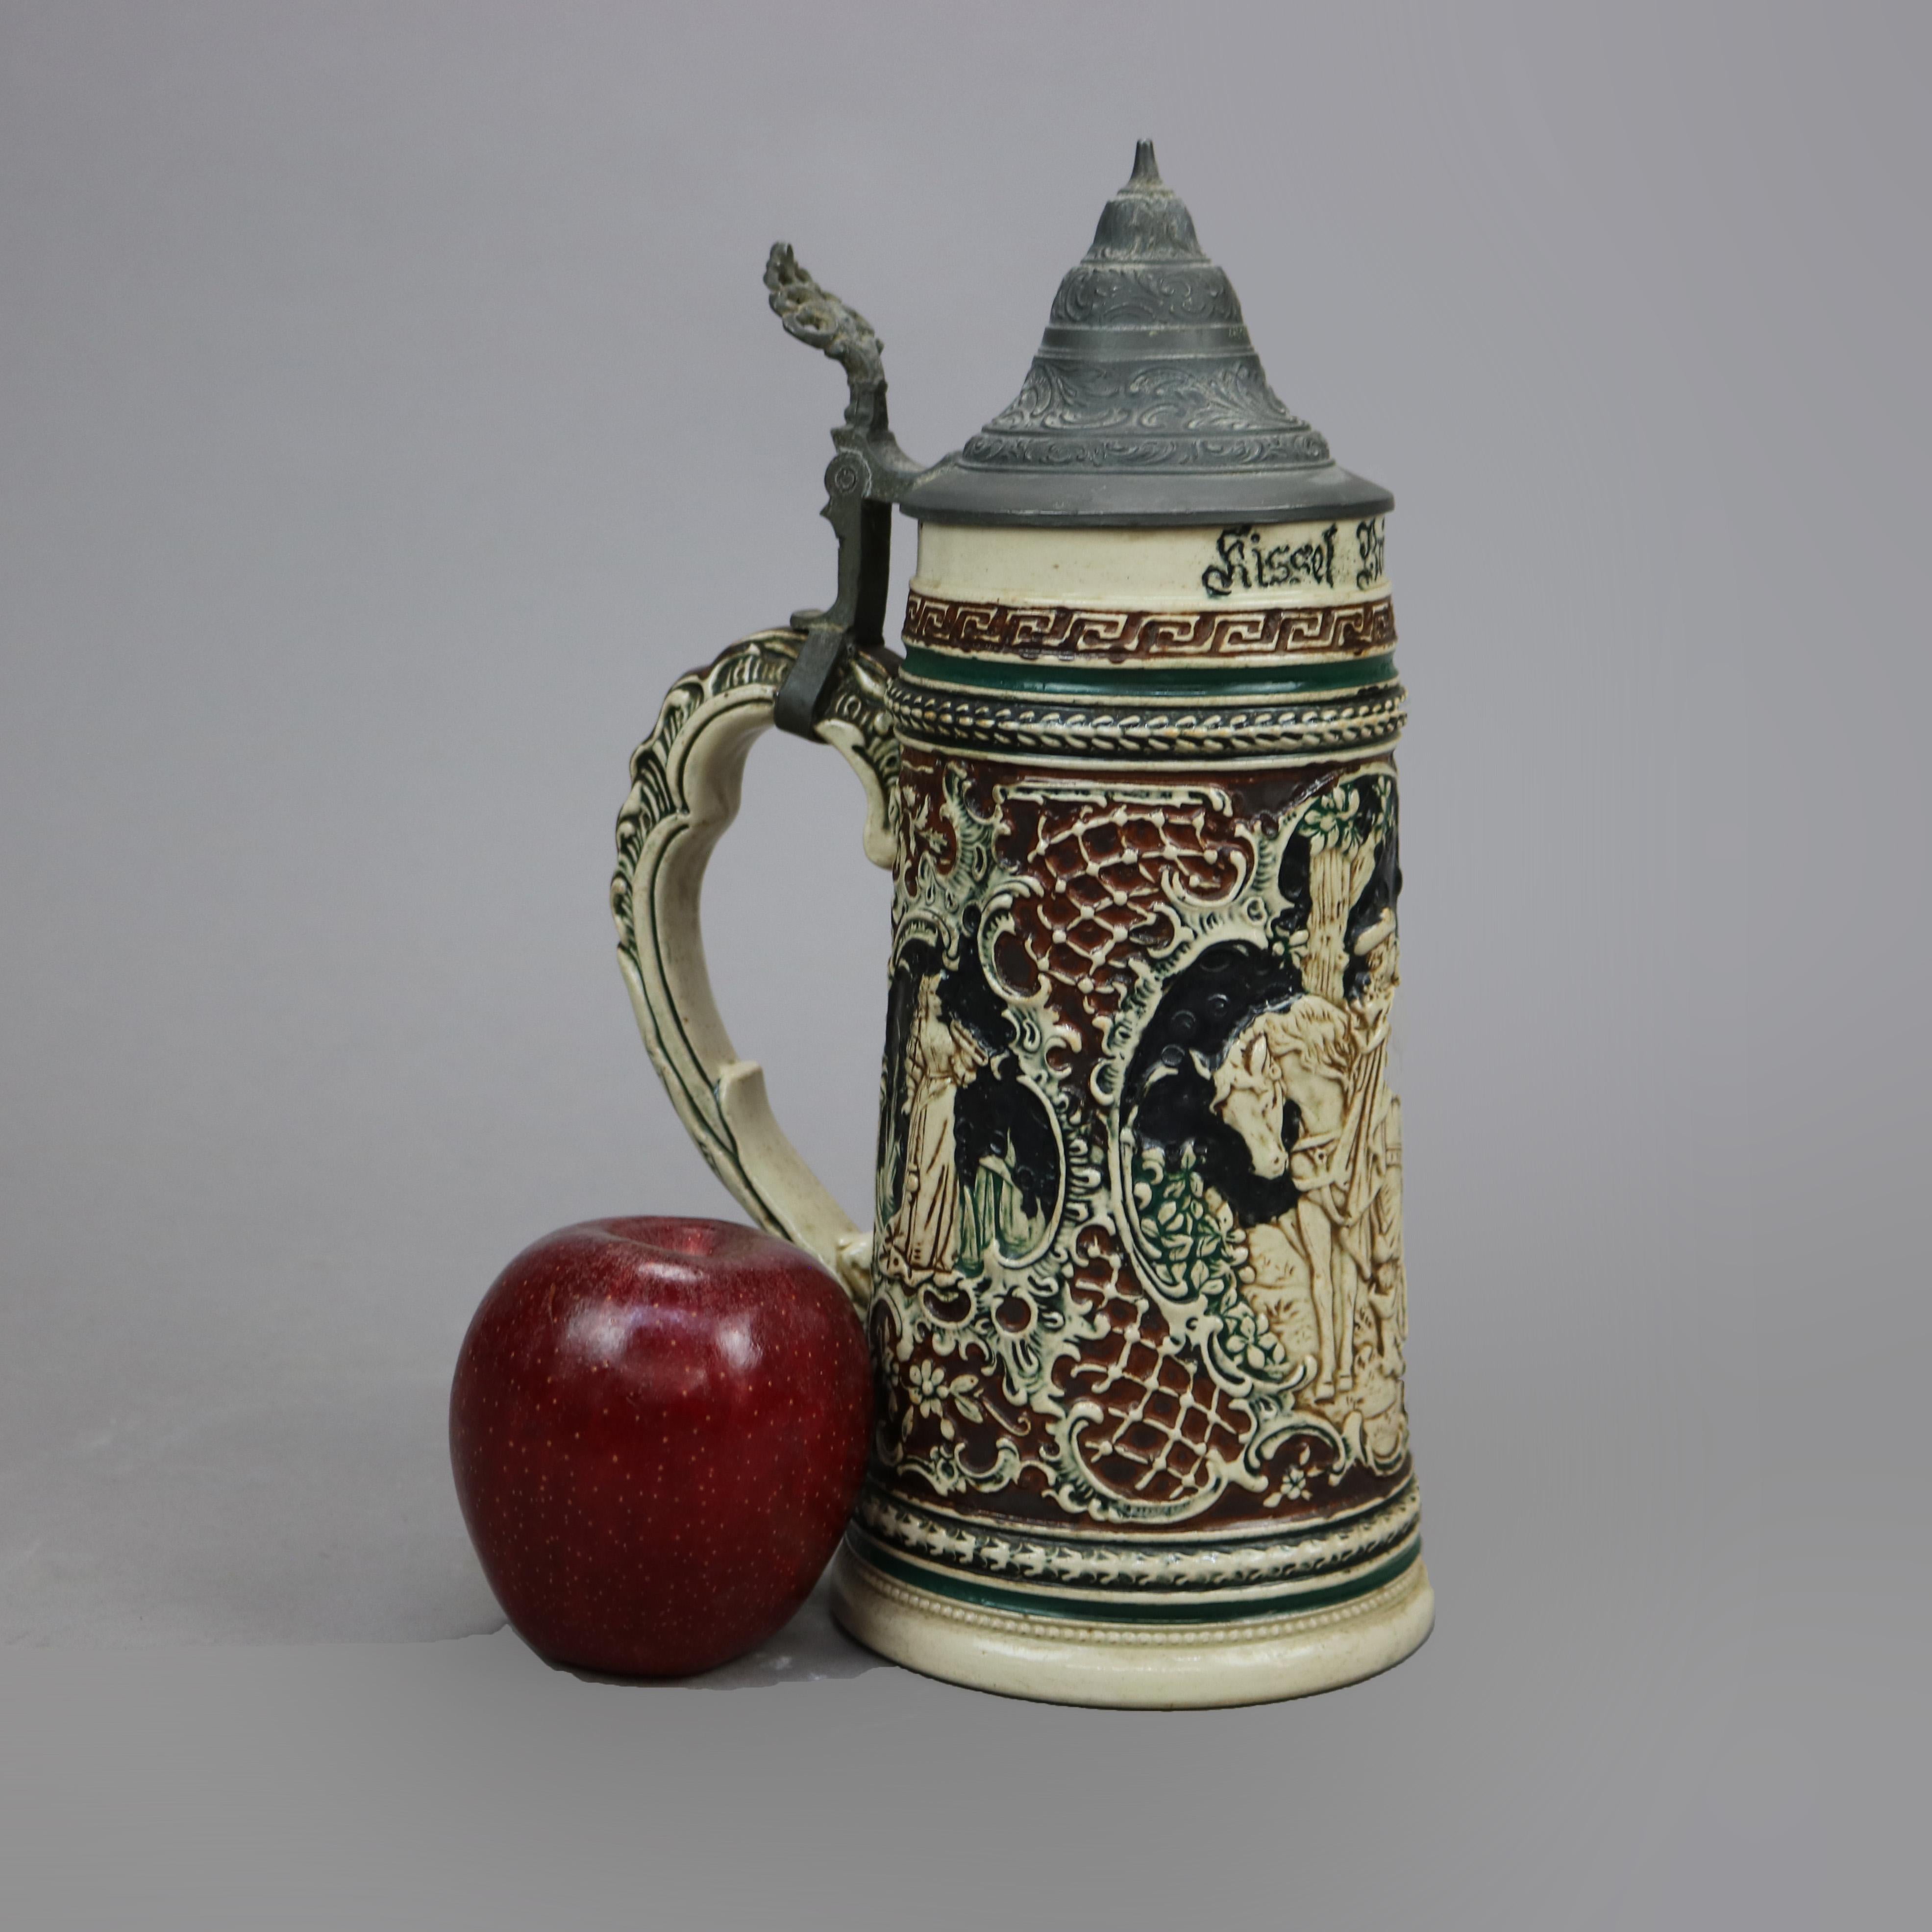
613,145 -> 1430,1706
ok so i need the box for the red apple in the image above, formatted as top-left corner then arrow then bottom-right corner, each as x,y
449,1216 -> 872,1677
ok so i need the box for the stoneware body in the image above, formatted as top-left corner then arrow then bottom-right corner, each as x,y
613,148 -> 1430,1705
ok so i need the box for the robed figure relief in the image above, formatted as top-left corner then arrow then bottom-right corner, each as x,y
1122,772 -> 1408,1469
886,972 -> 991,1278
1206,905 -> 1404,1401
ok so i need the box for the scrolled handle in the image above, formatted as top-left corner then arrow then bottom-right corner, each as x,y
612,631 -> 898,1309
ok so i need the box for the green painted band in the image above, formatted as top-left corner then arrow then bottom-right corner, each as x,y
900,646 -> 1398,699
844,1522 -> 1420,1626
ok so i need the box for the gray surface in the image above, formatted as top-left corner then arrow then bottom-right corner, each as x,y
0,2 -> 1922,1925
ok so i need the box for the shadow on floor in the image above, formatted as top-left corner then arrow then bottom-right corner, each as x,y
555,1571 -> 889,1690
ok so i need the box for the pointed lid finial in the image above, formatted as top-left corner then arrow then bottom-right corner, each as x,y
903,141 -> 1391,527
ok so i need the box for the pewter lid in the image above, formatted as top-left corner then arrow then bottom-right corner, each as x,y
903,142 -> 1392,528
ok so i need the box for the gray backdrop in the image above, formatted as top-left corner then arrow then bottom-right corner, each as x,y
1,2 -> 1923,1926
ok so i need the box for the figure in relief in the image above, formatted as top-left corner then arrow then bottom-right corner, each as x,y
1365,1091 -> 1406,1377
1204,888 -> 1403,1402
1115,770 -> 1407,1469
886,972 -> 991,1277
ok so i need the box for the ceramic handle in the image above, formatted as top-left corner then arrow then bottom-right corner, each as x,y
612,631 -> 899,1310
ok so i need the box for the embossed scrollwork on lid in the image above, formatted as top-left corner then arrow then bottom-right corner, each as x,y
1048,264 -> 1246,327
902,142 -> 1392,524
980,358 -> 1311,438
961,429 -> 1334,471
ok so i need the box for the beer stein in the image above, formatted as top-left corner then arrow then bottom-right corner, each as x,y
613,144 -> 1430,1705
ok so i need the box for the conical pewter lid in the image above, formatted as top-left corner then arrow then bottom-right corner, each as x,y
903,142 -> 1392,528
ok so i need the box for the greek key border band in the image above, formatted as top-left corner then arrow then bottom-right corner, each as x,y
904,589 -> 1397,664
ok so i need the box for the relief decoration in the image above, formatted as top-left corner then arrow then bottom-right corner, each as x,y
867,751 -> 1410,1527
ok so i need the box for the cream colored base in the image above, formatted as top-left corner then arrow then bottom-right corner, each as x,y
829,1548 -> 1433,1709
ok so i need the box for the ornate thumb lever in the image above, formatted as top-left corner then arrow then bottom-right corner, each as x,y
762,245 -> 923,738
